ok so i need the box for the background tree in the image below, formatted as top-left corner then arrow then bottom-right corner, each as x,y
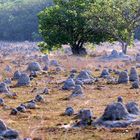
88,0 -> 140,54
38,0 -> 98,55
38,0 -> 140,55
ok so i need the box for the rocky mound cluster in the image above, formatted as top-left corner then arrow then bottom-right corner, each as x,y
0,120 -> 19,139
101,49 -> 131,61
67,97 -> 140,128
93,97 -> 140,128
1,47 -> 140,139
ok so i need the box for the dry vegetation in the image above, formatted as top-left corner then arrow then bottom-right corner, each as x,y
0,44 -> 140,140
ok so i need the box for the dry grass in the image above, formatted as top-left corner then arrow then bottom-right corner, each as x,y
0,54 -> 140,140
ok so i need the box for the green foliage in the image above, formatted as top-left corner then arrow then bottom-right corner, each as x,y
37,41 -> 49,53
89,0 -> 140,53
85,42 -> 96,51
38,0 -> 140,54
38,0 -> 98,53
92,0 -> 140,44
0,0 -> 53,41
37,41 -> 61,54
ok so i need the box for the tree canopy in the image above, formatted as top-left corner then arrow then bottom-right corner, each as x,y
38,0 -> 96,55
38,0 -> 140,54
86,0 -> 140,53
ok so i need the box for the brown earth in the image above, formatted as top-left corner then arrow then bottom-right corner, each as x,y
0,54 -> 139,140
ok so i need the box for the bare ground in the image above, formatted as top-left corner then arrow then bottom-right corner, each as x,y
0,43 -> 140,139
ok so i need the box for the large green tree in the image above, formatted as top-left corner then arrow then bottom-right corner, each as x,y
38,0 -> 99,55
38,0 -> 140,54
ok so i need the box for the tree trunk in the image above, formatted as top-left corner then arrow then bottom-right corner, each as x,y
122,45 -> 128,54
71,41 -> 87,55
121,42 -> 128,54
71,45 -> 87,55
121,32 -> 132,54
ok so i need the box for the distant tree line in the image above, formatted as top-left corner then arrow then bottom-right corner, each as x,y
0,0 -> 53,41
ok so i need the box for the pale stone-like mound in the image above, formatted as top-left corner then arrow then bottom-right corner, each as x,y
0,120 -> 6,131
29,71 -> 38,78
70,68 -> 77,73
10,108 -> 19,115
64,107 -> 74,116
108,50 -> 130,59
0,83 -> 9,93
0,120 -> 19,139
64,47 -> 73,55
74,109 -> 93,127
69,73 -> 75,79
131,81 -> 139,89
136,53 -> 140,62
2,129 -> 19,139
62,78 -> 75,90
113,69 -> 121,75
56,66 -> 63,72
126,102 -> 140,115
76,70 -> 94,84
109,50 -> 119,58
16,105 -> 26,113
5,65 -> 12,72
93,102 -> 139,128
101,49 -> 131,61
13,70 -> 21,80
75,79 -> 84,86
108,68 -> 113,73
76,70 -> 91,80
136,63 -> 140,68
43,87 -> 49,94
129,67 -> 139,82
0,98 -> 4,106
117,96 -> 123,103
107,77 -> 117,84
118,71 -> 129,84
49,60 -> 59,67
101,102 -> 129,121
35,95 -> 44,102
79,109 -> 93,122
69,85 -> 84,98
42,55 -> 49,65
3,78 -> 12,85
27,62 -> 42,72
119,52 -> 125,57
100,69 -> 109,78
16,73 -> 30,86
26,101 -> 36,109
43,65 -> 49,71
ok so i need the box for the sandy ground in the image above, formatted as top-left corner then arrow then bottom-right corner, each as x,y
0,42 -> 140,140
